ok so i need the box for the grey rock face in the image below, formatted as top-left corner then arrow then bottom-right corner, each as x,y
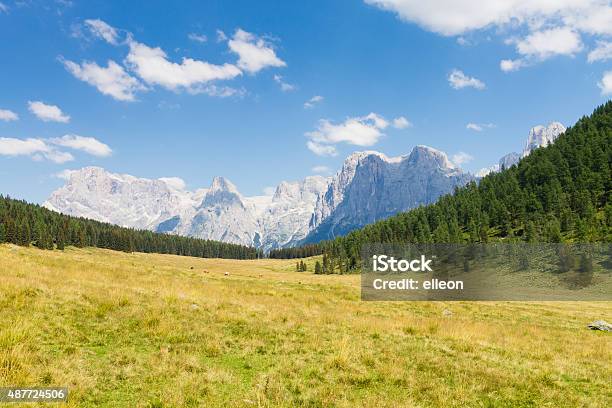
304,146 -> 473,242
499,152 -> 521,170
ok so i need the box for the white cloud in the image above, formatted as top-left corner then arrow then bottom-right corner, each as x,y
61,58 -> 145,101
43,150 -> 74,164
55,169 -> 76,180
451,151 -> 474,166
466,122 -> 495,131
306,113 -> 390,156
364,0 -> 612,36
500,58 -> 526,72
84,19 -> 120,45
28,101 -> 70,123
365,0 -> 611,74
0,109 -> 18,121
588,41 -> 612,62
216,29 -> 228,42
273,74 -> 296,92
502,27 -> 583,72
307,141 -> 338,157
304,95 -> 324,109
0,137 -> 49,156
159,177 -> 187,190
598,71 -> 612,95
515,27 -> 582,60
0,137 -> 73,163
65,20 -> 281,99
50,134 -> 112,157
263,186 -> 276,196
0,133 -> 112,164
448,69 -> 485,90
311,165 -> 331,174
125,38 -> 242,92
188,33 -> 207,43
228,29 -> 286,73
392,116 -> 412,129
0,2 -> 8,13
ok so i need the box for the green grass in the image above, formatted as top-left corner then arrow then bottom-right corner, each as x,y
0,244 -> 610,407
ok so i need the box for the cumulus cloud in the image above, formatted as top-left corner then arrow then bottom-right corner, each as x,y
65,20 -> 285,99
307,141 -> 338,157
311,165 -> 331,174
517,28 -> 582,59
228,29 -> 286,73
188,33 -> 207,43
0,137 -> 73,163
84,18 -> 120,45
448,69 -> 485,90
125,38 -> 242,92
50,134 -> 112,157
304,95 -> 324,109
365,0 -> 611,36
0,133 -> 112,164
500,59 -> 526,72
305,113 -> 390,156
466,122 -> 495,131
502,27 -> 585,71
451,151 -> 474,166
393,116 -> 412,129
588,41 -> 612,62
38,150 -> 74,164
28,101 -> 70,123
0,109 -> 18,122
365,0 -> 611,77
159,177 -> 187,190
61,58 -> 145,101
598,71 -> 612,95
273,74 -> 296,91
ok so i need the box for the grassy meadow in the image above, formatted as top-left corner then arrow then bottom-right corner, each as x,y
0,244 -> 611,407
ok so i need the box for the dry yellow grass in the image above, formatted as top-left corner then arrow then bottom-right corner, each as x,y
0,244 -> 610,407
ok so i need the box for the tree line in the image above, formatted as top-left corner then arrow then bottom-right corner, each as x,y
0,195 -> 262,259
274,101 -> 612,273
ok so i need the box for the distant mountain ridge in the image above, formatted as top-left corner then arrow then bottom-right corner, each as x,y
45,122 -> 563,250
476,122 -> 566,177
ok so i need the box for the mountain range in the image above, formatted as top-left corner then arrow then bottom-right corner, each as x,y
44,122 -> 565,250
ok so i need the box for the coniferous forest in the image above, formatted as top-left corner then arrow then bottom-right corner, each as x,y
270,101 -> 612,272
0,196 -> 261,259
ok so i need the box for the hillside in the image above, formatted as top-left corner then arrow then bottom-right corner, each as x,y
271,102 -> 612,268
1,245 -> 610,407
0,195 -> 260,260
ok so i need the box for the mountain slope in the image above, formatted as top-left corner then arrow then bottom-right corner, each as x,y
272,102 -> 611,266
0,195 -> 259,259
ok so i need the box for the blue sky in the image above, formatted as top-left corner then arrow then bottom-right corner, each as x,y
1,0 -> 611,203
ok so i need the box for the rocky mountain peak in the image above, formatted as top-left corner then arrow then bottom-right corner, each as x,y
523,122 -> 566,157
407,145 -> 456,170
